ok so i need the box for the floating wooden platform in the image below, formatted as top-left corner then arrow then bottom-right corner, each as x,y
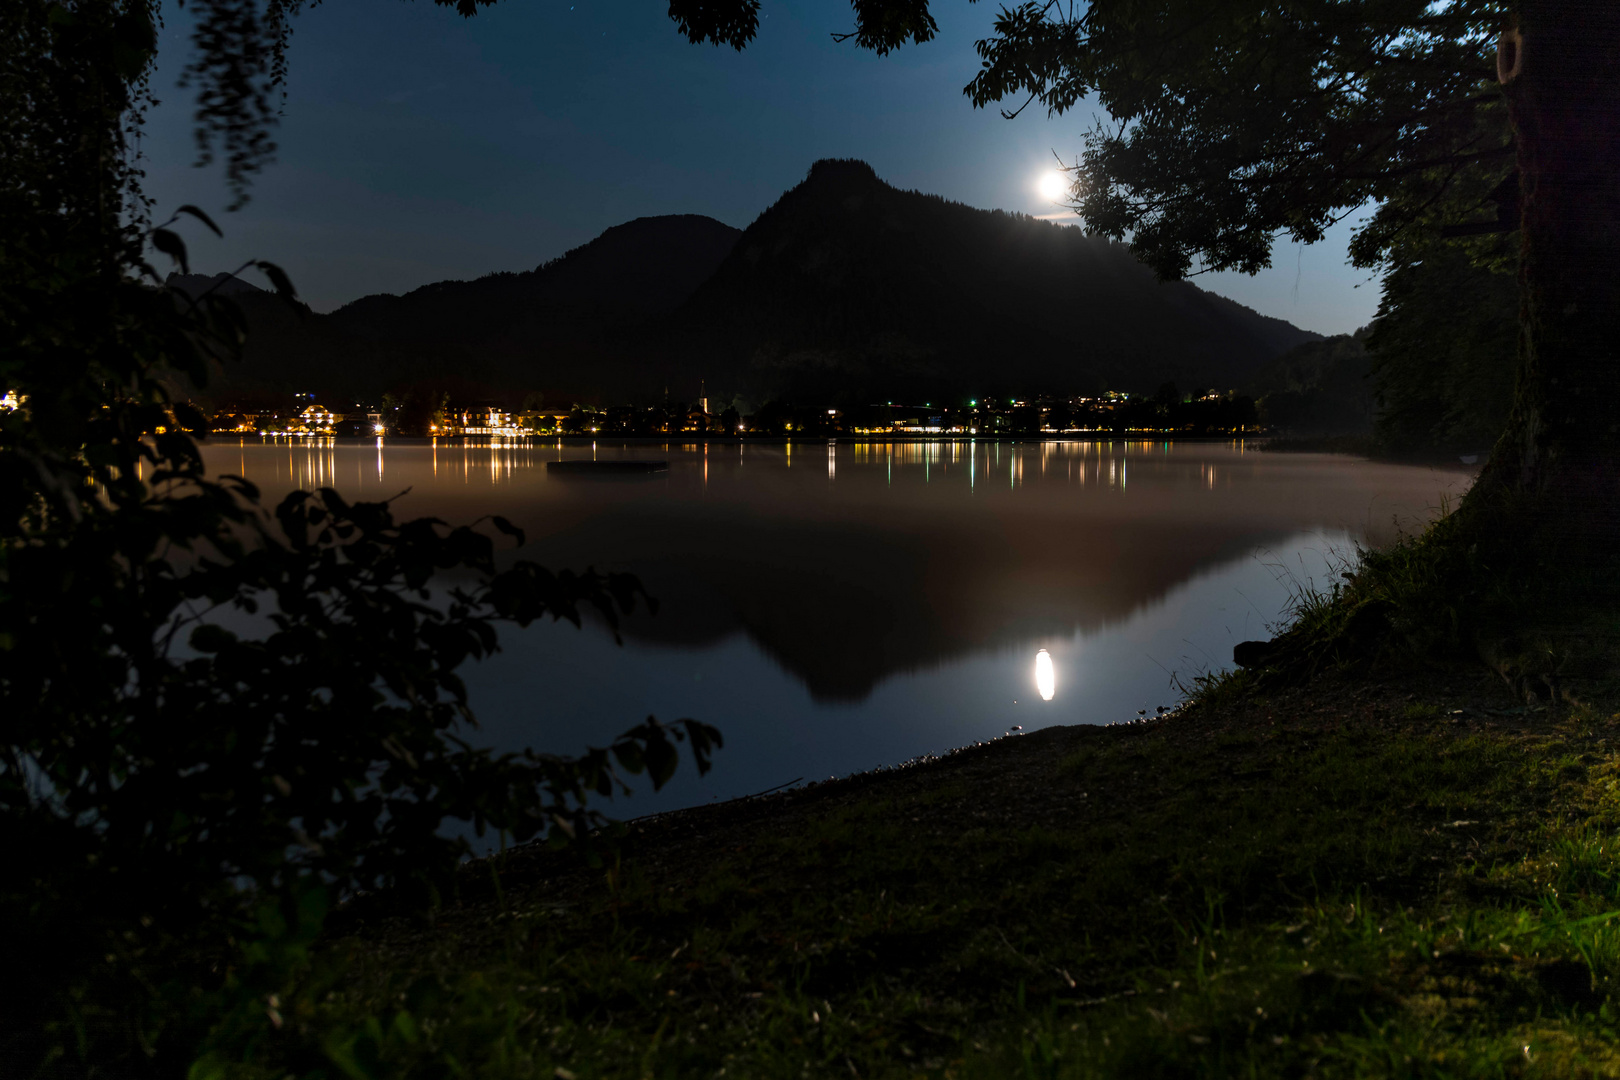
546,459 -> 669,475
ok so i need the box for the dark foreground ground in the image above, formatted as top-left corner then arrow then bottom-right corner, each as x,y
275,668 -> 1620,1078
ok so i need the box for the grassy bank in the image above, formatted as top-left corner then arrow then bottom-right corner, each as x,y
212,667 -> 1620,1079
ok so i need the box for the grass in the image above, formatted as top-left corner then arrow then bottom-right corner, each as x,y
200,678 -> 1620,1078
1232,477 -> 1620,709
177,470 -> 1620,1079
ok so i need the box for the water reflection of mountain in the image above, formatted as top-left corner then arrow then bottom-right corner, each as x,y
204,440 -> 1465,704
527,507 -> 1293,701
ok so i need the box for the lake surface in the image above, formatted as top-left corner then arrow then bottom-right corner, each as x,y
203,437 -> 1473,819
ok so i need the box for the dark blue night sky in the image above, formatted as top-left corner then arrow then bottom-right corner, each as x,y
141,0 -> 1377,333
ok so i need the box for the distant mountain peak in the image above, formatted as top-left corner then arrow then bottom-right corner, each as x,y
165,272 -> 268,300
804,158 -> 883,187
675,161 -> 1323,400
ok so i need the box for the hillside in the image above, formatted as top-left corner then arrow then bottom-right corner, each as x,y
173,214 -> 742,404
671,159 -> 1320,402
1246,329 -> 1376,436
176,164 -> 1320,407
325,213 -> 743,342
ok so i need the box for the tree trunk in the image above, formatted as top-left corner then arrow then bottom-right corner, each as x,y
1486,0 -> 1620,524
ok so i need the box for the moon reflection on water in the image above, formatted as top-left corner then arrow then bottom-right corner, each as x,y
1035,648 -> 1056,701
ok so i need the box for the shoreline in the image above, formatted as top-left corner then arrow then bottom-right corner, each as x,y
202,430 -> 1485,472
205,432 -> 1272,447
301,662 -> 1620,1077
427,666 -> 1555,913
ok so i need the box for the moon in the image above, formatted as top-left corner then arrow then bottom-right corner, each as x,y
1037,170 -> 1069,203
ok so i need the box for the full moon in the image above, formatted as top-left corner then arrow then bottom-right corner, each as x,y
1037,170 -> 1069,203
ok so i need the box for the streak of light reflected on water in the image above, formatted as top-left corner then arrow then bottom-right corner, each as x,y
1035,648 -> 1056,701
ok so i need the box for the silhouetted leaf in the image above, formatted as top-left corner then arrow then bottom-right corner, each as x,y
668,0 -> 759,49
189,624 -> 238,653
255,259 -> 299,304
491,515 -> 525,546
152,228 -> 188,273
175,203 -> 223,237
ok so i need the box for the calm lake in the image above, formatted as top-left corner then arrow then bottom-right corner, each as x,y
203,437 -> 1473,819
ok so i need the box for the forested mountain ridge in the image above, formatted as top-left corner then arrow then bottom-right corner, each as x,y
174,162 -> 1320,407
1246,330 -> 1376,437
673,159 -> 1320,402
170,214 -> 744,404
325,213 -> 743,341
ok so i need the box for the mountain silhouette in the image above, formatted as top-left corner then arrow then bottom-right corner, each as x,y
170,214 -> 742,403
175,162 -> 1319,406
672,159 -> 1319,402
327,212 -> 742,337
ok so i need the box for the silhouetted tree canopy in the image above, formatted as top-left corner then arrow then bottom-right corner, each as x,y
967,1 -> 1613,509
964,1 -> 1514,276
2,1 -> 720,1072
1368,240 -> 1519,456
